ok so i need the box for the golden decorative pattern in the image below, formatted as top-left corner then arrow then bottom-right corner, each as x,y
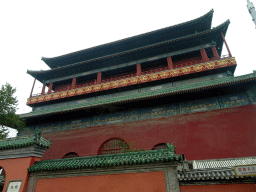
60,92 -> 67,98
160,71 -> 169,78
27,57 -> 237,105
181,67 -> 191,74
85,87 -> 92,93
111,81 -> 119,88
102,83 -> 110,90
94,85 -> 101,91
193,65 -> 203,72
38,96 -> 44,102
205,62 -> 215,69
69,90 -> 76,96
170,69 -> 180,76
140,76 -> 148,82
45,95 -> 51,101
53,93 -> 59,99
31,98 -> 37,103
130,78 -> 138,84
230,58 -> 236,64
218,60 -> 227,67
151,74 -> 159,80
77,88 -> 84,95
120,79 -> 128,86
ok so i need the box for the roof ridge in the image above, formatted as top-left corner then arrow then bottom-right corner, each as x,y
0,132 -> 51,150
28,143 -> 180,172
41,9 -> 214,63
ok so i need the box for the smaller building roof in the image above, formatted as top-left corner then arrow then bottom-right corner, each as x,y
178,157 -> 256,181
178,168 -> 242,181
28,143 -> 180,172
193,156 -> 256,169
0,130 -> 51,150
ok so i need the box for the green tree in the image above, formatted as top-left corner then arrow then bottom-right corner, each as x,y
119,141 -> 144,153
0,83 -> 25,139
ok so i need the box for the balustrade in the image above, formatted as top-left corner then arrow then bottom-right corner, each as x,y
102,72 -> 136,83
141,66 -> 168,75
76,80 -> 96,88
30,55 -> 230,98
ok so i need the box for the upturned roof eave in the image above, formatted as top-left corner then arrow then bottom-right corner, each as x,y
0,135 -> 51,150
41,9 -> 214,69
27,19 -> 229,84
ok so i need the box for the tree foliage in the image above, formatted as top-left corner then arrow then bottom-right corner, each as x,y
119,141 -> 144,153
0,83 -> 25,139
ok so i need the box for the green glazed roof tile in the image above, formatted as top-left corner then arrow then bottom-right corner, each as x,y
0,130 -> 51,150
21,71 -> 256,119
28,143 -> 180,172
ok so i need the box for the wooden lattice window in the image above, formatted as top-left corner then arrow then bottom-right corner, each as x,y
99,138 -> 126,155
63,152 -> 79,159
152,143 -> 167,150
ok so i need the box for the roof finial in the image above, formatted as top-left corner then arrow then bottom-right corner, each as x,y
34,129 -> 42,142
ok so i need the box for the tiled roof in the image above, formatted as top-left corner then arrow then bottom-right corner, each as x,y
193,156 -> 256,169
28,143 -> 180,172
178,168 -> 242,181
21,71 -> 256,119
0,131 -> 51,150
27,19 -> 229,81
178,157 -> 256,181
42,10 -> 214,69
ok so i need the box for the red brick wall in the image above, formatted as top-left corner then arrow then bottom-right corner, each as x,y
0,157 -> 40,192
35,171 -> 166,192
42,104 -> 256,160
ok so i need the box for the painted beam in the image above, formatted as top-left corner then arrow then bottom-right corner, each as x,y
27,58 -> 237,105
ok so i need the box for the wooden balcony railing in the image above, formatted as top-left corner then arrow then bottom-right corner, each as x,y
102,72 -> 137,83
30,55 -> 230,98
76,80 -> 96,88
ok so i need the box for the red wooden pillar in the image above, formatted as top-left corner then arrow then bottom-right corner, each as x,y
47,83 -> 53,94
30,78 -> 36,98
167,56 -> 173,69
221,32 -> 232,57
97,72 -> 102,84
71,77 -> 76,89
41,84 -> 46,95
136,64 -> 141,76
211,46 -> 220,60
200,49 -> 209,62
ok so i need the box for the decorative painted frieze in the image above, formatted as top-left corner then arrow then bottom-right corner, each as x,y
27,58 -> 236,105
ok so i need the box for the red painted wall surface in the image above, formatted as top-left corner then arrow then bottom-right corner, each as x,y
35,171 -> 166,192
0,157 -> 40,192
180,184 -> 256,192
42,104 -> 256,160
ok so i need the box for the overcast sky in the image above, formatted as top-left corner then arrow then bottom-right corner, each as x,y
1,0 -> 256,137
